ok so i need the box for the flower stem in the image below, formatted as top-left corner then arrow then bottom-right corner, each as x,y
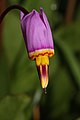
0,0 -> 6,53
0,4 -> 29,23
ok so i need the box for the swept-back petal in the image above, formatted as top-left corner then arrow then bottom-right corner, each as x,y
20,11 -> 25,20
20,8 -> 54,59
40,8 -> 54,49
20,10 -> 36,49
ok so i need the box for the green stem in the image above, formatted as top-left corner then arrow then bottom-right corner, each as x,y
0,4 -> 29,23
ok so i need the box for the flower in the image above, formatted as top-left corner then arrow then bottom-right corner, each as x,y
20,8 -> 54,91
0,5 -> 54,92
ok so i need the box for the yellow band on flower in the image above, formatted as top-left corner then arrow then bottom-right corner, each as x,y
36,56 -> 49,66
29,49 -> 54,60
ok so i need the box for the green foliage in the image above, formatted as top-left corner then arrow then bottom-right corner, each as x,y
0,95 -> 31,120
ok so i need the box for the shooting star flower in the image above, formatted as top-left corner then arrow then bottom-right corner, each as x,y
20,8 -> 54,91
0,5 -> 54,93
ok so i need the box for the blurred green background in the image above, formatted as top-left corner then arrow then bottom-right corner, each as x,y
0,0 -> 80,120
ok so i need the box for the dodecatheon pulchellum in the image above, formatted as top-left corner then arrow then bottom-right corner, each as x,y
0,5 -> 54,93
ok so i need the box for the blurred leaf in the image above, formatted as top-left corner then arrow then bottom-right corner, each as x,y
3,12 -> 23,68
0,95 -> 31,120
7,0 -> 19,4
76,118 -> 80,120
49,51 -> 61,78
55,37 -> 80,89
10,49 -> 40,95
0,52 -> 9,99
49,68 -> 75,119
55,21 -> 80,51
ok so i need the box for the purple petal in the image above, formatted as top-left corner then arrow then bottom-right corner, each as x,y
20,11 -> 25,20
20,8 -> 54,53
40,8 -> 54,49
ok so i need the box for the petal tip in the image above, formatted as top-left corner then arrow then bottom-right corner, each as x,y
40,7 -> 44,11
40,7 -> 44,15
32,9 -> 38,14
20,11 -> 25,20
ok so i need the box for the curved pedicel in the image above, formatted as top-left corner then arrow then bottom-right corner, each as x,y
0,4 -> 29,23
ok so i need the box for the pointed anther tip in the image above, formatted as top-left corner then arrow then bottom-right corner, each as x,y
43,88 -> 47,94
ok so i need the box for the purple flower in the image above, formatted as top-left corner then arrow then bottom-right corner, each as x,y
20,8 -> 54,58
0,5 -> 54,92
20,8 -> 54,91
